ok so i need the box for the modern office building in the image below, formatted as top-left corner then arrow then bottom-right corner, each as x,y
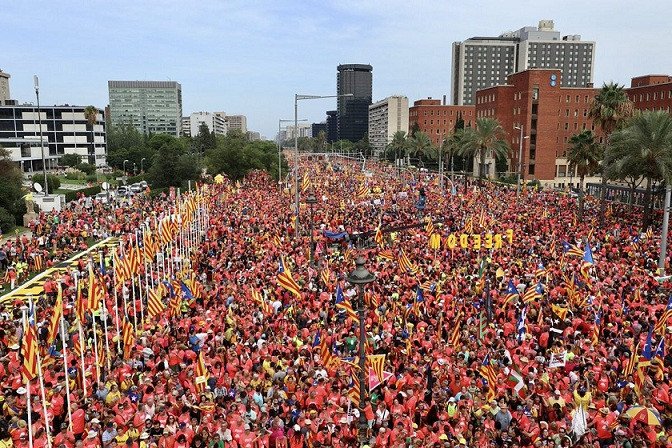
284,123 -> 312,140
337,64 -> 373,142
368,96 -> 409,158
246,131 -> 261,141
181,116 -> 191,137
452,20 -> 595,105
474,69 -> 604,186
326,110 -> 338,143
108,81 -> 182,136
408,96 -> 475,146
217,113 -> 247,134
189,112 -> 228,137
311,122 -> 327,139
0,70 -> 12,106
0,104 -> 107,171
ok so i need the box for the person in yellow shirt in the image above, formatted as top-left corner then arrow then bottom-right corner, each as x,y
572,381 -> 592,409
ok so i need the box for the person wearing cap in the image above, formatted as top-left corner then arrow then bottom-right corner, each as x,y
53,423 -> 76,448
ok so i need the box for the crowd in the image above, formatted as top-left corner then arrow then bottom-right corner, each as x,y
0,157 -> 671,448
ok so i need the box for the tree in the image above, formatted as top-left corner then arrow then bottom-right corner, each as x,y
406,131 -> 435,164
107,123 -> 145,153
205,133 -> 279,181
566,130 -> 602,219
0,146 -> 26,232
147,135 -> 201,188
608,111 -> 672,230
457,118 -> 510,180
193,122 -> 217,154
385,131 -> 408,163
35,174 -> 61,192
355,133 -> 373,158
60,153 -> 81,167
409,121 -> 420,138
83,106 -> 99,166
315,131 -> 327,153
589,82 -> 634,226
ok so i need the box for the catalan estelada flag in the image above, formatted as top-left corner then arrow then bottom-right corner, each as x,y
335,284 -> 359,323
367,354 -> 386,384
561,240 -> 584,257
47,283 -> 63,346
580,241 -> 594,280
502,280 -> 519,308
397,249 -> 418,275
147,287 -> 164,318
591,310 -> 601,346
653,296 -> 672,335
479,353 -> 497,402
277,256 -> 301,298
32,253 -> 44,272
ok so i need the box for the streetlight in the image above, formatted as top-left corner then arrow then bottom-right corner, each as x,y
305,194 -> 318,266
123,159 -> 130,175
34,75 -> 48,195
133,163 -> 137,176
279,118 -> 307,189
658,185 -> 671,276
141,157 -> 146,173
345,256 -> 376,445
513,125 -> 529,200
294,93 -> 353,240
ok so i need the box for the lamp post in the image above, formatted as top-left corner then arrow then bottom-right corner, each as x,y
345,256 -> 376,446
123,159 -> 130,176
34,75 -> 48,195
141,157 -> 146,173
513,125 -> 529,201
294,93 -> 353,240
658,184 -> 671,276
133,163 -> 137,176
305,194 -> 318,266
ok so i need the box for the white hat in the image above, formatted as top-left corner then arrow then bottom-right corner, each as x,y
16,387 -> 27,395
10,344 -> 19,350
304,419 -> 312,425
87,430 -> 98,439
293,424 -> 300,431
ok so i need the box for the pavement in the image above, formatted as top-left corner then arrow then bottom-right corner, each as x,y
0,237 -> 119,304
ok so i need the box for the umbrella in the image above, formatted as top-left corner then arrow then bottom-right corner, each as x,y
624,406 -> 663,426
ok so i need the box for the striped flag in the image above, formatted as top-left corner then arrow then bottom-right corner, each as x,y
397,249 -> 418,275
348,374 -> 361,407
591,310 -> 601,346
534,261 -> 546,279
194,352 -> 208,394
378,249 -> 395,261
356,183 -> 368,198
251,288 -> 273,315
580,242 -> 594,280
653,296 -> 672,335
561,240 -> 584,257
335,284 -> 359,323
551,304 -> 568,321
522,282 -> 543,305
46,283 -> 64,346
301,173 -> 312,193
21,308 -> 39,383
147,287 -> 164,318
449,312 -> 463,348
502,280 -> 519,308
367,354 -> 386,384
320,264 -> 330,288
32,253 -> 44,272
464,216 -> 473,234
478,210 -> 487,229
624,342 -> 639,378
122,316 -> 135,359
425,218 -> 434,236
374,225 -> 384,247
479,354 -> 497,402
277,257 -> 301,298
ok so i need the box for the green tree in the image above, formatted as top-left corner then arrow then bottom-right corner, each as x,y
406,131 -> 435,164
457,117 -> 510,180
409,121 -> 420,138
147,135 -> 200,187
60,153 -> 81,167
589,82 -> 634,225
608,111 -> 672,230
107,123 -> 145,153
75,163 -> 96,175
355,133 -> 373,158
0,146 -> 26,232
205,133 -> 280,181
83,106 -> 98,166
193,122 -> 217,154
566,130 -> 603,219
315,130 -> 327,153
35,174 -> 61,193
385,131 -> 408,163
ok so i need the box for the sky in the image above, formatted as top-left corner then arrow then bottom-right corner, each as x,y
3,0 -> 671,140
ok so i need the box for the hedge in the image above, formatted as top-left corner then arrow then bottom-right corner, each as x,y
64,185 -> 102,202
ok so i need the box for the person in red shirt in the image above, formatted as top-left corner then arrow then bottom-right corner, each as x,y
53,423 -> 76,448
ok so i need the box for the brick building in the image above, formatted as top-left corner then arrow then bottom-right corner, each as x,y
627,75 -> 672,113
475,69 -> 606,186
408,96 -> 475,146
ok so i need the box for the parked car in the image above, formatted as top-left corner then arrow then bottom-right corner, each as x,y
139,180 -> 149,189
94,192 -> 115,204
117,186 -> 131,196
129,183 -> 143,194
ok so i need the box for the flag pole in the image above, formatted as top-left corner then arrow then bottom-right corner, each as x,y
59,314 -> 73,430
20,305 -> 34,448
101,298 -> 111,372
29,295 -> 52,448
77,320 -> 87,398
111,248 -> 121,352
135,230 -> 145,325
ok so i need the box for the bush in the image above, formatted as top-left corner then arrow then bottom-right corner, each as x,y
85,174 -> 98,183
76,163 -> 96,175
0,206 -> 15,233
64,185 -> 102,202
35,174 -> 61,192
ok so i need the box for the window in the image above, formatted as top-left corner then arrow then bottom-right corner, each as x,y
583,109 -> 588,117
528,165 -> 535,175
532,87 -> 539,100
575,95 -> 579,102
565,109 -> 570,117
574,123 -> 578,130
564,123 -> 569,130
574,109 -> 578,117
566,95 -> 570,103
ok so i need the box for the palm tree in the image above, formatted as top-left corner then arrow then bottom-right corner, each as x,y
406,131 -> 435,164
566,130 -> 602,219
457,117 -> 510,180
589,83 -> 633,225
83,105 -> 99,166
608,111 -> 672,230
385,130 -> 407,162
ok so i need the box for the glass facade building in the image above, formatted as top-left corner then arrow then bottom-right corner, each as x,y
337,64 -> 372,143
108,81 -> 182,137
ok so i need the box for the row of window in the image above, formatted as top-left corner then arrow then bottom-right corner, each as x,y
631,90 -> 672,102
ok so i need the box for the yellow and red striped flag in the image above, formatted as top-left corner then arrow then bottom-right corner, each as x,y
653,296 -> 672,335
21,315 -> 39,383
449,312 -> 463,348
194,352 -> 209,394
374,225 -> 384,247
251,288 -> 273,315
47,283 -> 64,346
348,374 -> 361,407
425,218 -> 434,236
277,257 -> 301,298
122,316 -> 135,359
147,287 -> 164,319
367,354 -> 386,384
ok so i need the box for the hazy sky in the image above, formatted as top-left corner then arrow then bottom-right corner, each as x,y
3,0 -> 671,139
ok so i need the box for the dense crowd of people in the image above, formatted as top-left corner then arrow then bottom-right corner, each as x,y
0,157 -> 671,448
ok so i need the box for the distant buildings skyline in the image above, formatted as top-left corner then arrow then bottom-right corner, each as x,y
337,64 -> 373,142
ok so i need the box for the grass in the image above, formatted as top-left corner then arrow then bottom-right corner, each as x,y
58,176 -> 88,185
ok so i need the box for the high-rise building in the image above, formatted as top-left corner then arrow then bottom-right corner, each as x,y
181,116 -> 191,137
189,112 -> 228,137
217,113 -> 247,134
0,104 -> 107,170
408,96 -> 475,146
627,75 -> 672,113
368,96 -> 409,158
326,110 -> 338,143
284,123 -> 312,140
108,81 -> 182,136
311,122 -> 327,140
0,69 -> 12,106
337,64 -> 373,142
452,20 -> 595,105
246,131 -> 261,141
